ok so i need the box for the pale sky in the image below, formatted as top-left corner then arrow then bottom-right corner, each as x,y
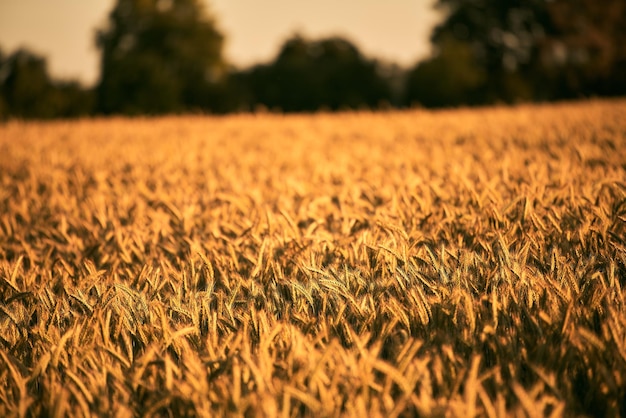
0,0 -> 440,87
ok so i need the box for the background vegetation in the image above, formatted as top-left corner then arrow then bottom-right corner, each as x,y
1,99 -> 625,415
0,0 -> 625,118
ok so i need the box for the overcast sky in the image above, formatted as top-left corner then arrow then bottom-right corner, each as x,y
0,0 -> 440,87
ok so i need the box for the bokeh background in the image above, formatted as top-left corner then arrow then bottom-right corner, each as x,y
0,0 -> 624,118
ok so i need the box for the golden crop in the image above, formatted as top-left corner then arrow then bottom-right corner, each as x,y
1,99 -> 625,416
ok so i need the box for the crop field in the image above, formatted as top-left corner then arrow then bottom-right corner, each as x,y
1,99 -> 625,416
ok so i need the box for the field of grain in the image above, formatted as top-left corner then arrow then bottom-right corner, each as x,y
1,99 -> 625,416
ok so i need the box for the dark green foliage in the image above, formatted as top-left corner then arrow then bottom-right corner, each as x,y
238,35 -> 393,112
1,49 -> 52,118
95,0 -> 227,115
405,35 -> 486,108
0,48 -> 94,119
3,0 -> 626,118
406,0 -> 626,107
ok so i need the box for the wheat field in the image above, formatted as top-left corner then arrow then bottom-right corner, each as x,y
1,99 -> 625,417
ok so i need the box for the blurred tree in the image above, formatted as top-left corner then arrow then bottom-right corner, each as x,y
538,0 -> 626,98
1,48 -> 54,118
240,35 -> 392,112
0,48 -> 7,118
48,80 -> 96,118
96,0 -> 227,115
411,0 -> 626,106
0,47 -> 94,119
404,35 -> 486,107
430,0 -> 547,102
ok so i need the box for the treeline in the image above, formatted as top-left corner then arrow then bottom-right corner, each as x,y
1,0 -> 624,119
0,49 -> 95,119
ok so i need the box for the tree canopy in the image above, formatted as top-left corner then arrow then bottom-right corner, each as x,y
95,0 -> 226,115
2,0 -> 625,118
239,35 -> 392,112
0,48 -> 93,119
406,0 -> 626,107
